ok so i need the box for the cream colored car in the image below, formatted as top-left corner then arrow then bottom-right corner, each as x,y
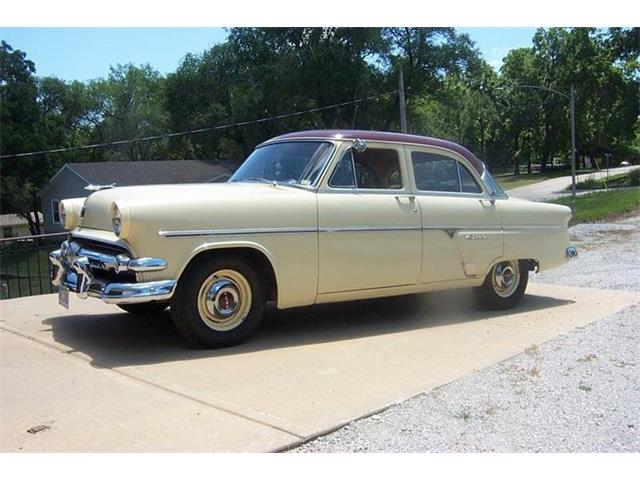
50,130 -> 577,347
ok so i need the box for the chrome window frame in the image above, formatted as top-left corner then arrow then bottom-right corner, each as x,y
405,146 -> 489,199
320,141 -> 410,195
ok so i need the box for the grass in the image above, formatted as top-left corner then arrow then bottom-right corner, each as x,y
571,170 -> 640,191
495,169 -> 595,190
551,187 -> 640,225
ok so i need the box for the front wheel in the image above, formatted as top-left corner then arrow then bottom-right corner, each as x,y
170,255 -> 265,348
473,260 -> 529,310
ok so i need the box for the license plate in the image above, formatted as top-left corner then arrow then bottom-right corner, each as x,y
58,285 -> 69,309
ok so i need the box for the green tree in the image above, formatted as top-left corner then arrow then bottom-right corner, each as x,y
90,64 -> 169,161
1,41 -> 46,234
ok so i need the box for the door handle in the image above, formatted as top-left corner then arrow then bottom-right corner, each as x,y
395,195 -> 418,212
479,198 -> 496,206
394,194 -> 415,201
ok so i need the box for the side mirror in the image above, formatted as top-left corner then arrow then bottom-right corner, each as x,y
352,138 -> 367,153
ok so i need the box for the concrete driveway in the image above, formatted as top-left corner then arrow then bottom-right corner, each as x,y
0,284 -> 636,452
506,165 -> 639,202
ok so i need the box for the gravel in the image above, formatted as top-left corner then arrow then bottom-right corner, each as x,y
291,214 -> 640,452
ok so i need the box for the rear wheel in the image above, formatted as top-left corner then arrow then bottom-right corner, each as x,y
473,260 -> 528,310
170,255 -> 265,348
117,301 -> 169,314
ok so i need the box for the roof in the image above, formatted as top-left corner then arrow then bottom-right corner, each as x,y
67,160 -> 232,186
262,130 -> 485,174
0,212 -> 43,227
41,160 -> 233,195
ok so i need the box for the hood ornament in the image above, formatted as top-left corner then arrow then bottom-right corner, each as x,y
85,183 -> 116,192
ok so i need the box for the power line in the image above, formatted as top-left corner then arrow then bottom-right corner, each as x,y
0,91 -> 398,160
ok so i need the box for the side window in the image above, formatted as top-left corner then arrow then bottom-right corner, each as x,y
330,148 -> 403,190
412,152 -> 459,192
459,164 -> 483,193
328,151 -> 356,188
51,200 -> 60,224
412,152 -> 483,194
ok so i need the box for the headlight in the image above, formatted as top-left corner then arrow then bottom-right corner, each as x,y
59,198 -> 84,230
112,205 -> 122,236
111,202 -> 131,239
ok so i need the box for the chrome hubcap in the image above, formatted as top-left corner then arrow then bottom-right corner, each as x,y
491,261 -> 520,298
197,270 -> 252,331
205,279 -> 240,318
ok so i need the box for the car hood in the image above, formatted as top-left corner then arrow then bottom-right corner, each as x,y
79,182 -> 314,233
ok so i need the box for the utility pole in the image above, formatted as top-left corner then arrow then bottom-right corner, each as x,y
398,64 -> 407,134
570,84 -> 577,196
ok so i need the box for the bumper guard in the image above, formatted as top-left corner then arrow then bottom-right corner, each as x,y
49,240 -> 176,304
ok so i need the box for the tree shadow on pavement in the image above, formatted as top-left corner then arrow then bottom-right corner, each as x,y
41,288 -> 573,369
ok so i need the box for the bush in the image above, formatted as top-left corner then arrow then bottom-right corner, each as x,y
629,169 -> 640,187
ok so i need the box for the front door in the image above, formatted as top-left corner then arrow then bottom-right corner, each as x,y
317,145 -> 422,293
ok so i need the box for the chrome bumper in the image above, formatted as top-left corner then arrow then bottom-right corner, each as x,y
566,246 -> 578,259
49,240 -> 176,304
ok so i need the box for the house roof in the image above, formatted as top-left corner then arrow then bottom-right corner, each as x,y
40,160 -> 234,195
262,130 -> 485,174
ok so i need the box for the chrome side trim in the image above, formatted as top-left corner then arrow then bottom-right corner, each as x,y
158,224 -> 565,238
503,225 -> 566,231
422,225 -> 502,231
158,227 -> 318,237
321,225 -> 421,233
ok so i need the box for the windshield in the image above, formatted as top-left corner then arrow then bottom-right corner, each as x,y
230,141 -> 334,187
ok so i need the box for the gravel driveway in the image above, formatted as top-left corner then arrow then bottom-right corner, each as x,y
291,214 -> 640,452
506,165 -> 640,202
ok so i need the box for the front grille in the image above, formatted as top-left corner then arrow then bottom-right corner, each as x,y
70,236 -> 137,283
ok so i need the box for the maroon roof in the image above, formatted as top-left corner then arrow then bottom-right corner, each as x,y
261,130 -> 485,174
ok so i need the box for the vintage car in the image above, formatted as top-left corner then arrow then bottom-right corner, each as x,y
49,130 -> 577,347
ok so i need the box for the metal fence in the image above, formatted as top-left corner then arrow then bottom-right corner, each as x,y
0,232 -> 66,300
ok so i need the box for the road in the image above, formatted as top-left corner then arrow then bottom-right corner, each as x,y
506,165 -> 639,202
1,282 -> 635,451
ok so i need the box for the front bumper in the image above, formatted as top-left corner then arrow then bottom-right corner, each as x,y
49,239 -> 176,304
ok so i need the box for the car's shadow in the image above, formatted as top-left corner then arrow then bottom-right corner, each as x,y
41,288 -> 573,369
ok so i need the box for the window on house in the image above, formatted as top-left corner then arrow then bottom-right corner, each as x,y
52,200 -> 60,224
2,227 -> 14,238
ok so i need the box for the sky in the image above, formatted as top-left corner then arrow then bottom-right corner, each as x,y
0,27 -> 539,82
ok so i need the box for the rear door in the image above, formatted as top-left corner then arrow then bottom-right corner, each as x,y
407,147 -> 503,283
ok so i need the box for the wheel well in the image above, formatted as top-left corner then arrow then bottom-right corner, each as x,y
485,258 -> 539,278
182,248 -> 278,303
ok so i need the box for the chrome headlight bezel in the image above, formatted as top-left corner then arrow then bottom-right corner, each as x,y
112,205 -> 122,237
111,201 -> 131,239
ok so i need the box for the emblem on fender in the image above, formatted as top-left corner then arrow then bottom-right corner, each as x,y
465,234 -> 487,240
